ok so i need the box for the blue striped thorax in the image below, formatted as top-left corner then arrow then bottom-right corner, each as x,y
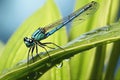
31,28 -> 46,41
24,28 -> 46,48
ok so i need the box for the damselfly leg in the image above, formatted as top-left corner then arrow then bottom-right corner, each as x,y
27,41 -> 64,64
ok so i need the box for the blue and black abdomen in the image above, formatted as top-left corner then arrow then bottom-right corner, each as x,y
31,28 -> 46,41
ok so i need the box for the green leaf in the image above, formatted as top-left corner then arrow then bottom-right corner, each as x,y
0,21 -> 120,80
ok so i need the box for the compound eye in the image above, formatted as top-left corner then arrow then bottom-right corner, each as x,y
29,39 -> 33,43
24,37 -> 28,42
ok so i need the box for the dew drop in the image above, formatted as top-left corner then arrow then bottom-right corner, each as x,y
46,63 -> 52,67
94,26 -> 110,34
33,72 -> 39,79
15,60 -> 26,66
79,34 -> 87,39
56,62 -> 63,68
39,72 -> 43,74
1,69 -> 9,74
99,26 -> 110,31
65,58 -> 70,61
27,76 -> 30,79
85,31 -> 96,35
34,75 -> 37,79
34,76 -> 36,79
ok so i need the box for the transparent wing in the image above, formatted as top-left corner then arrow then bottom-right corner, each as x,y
44,1 -> 99,32
73,2 -> 99,24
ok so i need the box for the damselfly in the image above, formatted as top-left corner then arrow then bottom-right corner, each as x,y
24,1 -> 99,64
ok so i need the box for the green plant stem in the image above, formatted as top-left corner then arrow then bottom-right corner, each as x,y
89,45 -> 106,80
104,40 -> 120,80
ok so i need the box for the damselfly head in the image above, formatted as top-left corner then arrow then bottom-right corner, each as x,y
24,37 -> 35,47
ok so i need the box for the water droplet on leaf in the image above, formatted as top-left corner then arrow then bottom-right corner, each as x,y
56,62 -> 63,68
46,63 -> 52,67
39,72 -> 43,74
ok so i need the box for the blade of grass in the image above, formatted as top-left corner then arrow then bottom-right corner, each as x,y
104,40 -> 120,80
0,21 -> 120,80
89,45 -> 106,80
